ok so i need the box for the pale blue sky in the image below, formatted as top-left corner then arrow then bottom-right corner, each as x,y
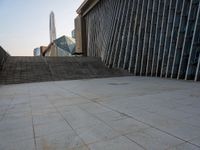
0,0 -> 84,56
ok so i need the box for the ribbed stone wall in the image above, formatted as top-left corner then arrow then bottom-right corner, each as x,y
83,0 -> 200,81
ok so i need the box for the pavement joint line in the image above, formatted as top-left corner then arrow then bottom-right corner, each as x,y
28,89 -> 38,150
45,94 -> 90,149
66,84 -> 191,104
77,102 -> 147,150
123,134 -> 147,150
30,108 -> 37,150
60,87 -> 199,148
1,77 -> 200,149
0,96 -> 14,122
94,100 -> 200,149
56,85 -> 91,101
45,88 -> 137,148
165,141 -> 198,150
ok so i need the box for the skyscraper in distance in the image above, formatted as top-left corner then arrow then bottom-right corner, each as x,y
49,11 -> 56,43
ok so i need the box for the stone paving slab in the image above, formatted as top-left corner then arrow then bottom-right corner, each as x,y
0,76 -> 200,150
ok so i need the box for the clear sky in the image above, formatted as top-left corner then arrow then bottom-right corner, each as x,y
0,0 -> 84,56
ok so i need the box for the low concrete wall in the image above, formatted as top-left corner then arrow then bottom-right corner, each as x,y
0,46 -> 9,70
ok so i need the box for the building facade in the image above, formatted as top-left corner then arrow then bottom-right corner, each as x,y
42,36 -> 76,56
50,11 -> 57,43
33,48 -> 41,56
75,0 -> 200,81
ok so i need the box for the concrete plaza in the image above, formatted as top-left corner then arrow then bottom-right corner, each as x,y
0,76 -> 200,150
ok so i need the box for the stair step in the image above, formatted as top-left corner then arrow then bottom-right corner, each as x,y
0,56 -> 130,84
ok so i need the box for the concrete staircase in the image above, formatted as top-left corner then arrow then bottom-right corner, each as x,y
0,56 -> 130,84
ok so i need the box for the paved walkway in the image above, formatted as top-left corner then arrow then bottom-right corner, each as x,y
0,77 -> 200,150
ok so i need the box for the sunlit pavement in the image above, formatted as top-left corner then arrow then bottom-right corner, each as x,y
0,76 -> 200,150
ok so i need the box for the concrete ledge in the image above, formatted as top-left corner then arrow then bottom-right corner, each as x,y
77,0 -> 100,16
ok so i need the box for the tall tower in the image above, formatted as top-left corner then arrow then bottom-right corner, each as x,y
49,11 -> 56,43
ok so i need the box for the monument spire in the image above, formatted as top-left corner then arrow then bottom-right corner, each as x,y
49,11 -> 56,43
